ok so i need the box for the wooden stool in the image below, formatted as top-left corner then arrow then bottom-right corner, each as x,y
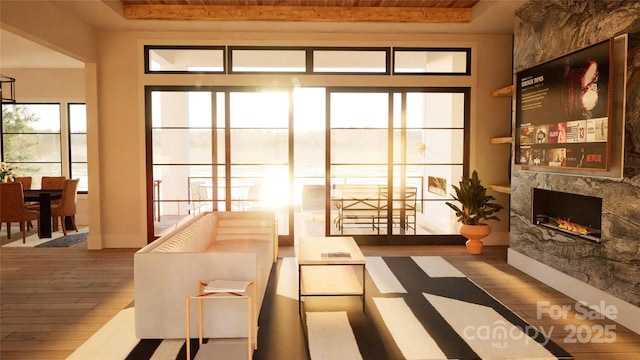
186,279 -> 257,360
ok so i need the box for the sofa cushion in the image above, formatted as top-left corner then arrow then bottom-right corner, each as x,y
206,238 -> 270,255
216,218 -> 274,242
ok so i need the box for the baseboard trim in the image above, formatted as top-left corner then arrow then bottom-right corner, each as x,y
508,248 -> 640,335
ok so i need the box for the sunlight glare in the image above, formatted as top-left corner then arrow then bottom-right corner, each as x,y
294,87 -> 325,132
261,175 -> 290,208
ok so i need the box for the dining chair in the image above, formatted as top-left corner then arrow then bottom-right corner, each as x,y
50,178 -> 80,236
40,176 -> 66,230
15,176 -> 33,190
176,180 -> 209,227
189,181 -> 209,214
15,176 -> 34,229
0,182 -> 40,243
41,176 -> 66,192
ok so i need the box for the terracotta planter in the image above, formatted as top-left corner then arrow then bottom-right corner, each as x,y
459,224 -> 491,254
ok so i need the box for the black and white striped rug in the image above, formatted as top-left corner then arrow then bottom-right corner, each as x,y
68,256 -> 572,360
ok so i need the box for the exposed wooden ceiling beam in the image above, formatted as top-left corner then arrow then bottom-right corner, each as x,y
123,4 -> 473,23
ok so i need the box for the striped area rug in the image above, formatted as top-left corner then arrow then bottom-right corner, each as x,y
300,256 -> 571,360
69,256 -> 572,360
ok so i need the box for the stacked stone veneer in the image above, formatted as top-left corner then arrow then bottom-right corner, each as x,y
511,1 -> 640,307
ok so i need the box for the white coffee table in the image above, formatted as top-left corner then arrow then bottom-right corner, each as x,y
297,236 -> 366,313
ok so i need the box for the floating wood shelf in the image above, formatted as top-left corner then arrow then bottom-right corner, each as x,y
488,184 -> 511,194
489,136 -> 512,144
488,85 -> 513,198
490,85 -> 513,97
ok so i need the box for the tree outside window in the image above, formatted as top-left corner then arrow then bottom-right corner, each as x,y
1,103 -> 62,184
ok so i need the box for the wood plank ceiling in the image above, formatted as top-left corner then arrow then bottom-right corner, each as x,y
122,0 -> 480,23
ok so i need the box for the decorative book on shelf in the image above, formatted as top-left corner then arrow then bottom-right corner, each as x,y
320,250 -> 352,259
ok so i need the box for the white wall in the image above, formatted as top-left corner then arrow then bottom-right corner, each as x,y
92,31 -> 513,248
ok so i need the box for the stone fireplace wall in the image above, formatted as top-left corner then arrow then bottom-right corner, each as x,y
511,1 -> 640,307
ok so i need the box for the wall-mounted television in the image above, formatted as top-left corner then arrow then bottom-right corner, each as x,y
515,39 -> 613,171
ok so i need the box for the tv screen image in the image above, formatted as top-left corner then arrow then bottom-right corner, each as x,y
515,39 -> 612,171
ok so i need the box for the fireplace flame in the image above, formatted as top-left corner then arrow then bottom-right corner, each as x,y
556,218 -> 588,235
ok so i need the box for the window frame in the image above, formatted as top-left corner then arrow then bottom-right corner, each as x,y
392,47 -> 472,76
311,47 -> 391,75
144,45 -> 227,74
1,102 -> 88,193
228,46 -> 308,74
68,102 -> 88,193
1,102 -> 63,175
145,45 -> 470,76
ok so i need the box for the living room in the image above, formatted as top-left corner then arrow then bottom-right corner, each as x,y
1,1 -> 639,359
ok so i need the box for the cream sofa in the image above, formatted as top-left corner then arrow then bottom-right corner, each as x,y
134,211 -> 276,340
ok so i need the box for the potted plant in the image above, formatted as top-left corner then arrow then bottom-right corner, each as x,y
446,170 -> 503,254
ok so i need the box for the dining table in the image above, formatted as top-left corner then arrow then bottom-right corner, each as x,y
23,189 -> 63,239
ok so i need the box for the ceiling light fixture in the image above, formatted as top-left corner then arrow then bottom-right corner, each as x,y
0,75 -> 16,104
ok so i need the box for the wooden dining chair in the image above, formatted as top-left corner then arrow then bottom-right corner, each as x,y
0,182 -> 40,243
50,178 -> 79,236
15,176 -> 33,190
41,176 -> 66,193
15,176 -> 34,229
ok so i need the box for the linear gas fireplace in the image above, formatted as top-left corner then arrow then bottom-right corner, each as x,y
532,188 -> 602,243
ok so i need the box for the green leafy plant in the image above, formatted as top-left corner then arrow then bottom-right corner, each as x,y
445,170 -> 503,225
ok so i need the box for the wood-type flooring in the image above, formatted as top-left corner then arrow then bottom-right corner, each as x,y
1,231 -> 639,359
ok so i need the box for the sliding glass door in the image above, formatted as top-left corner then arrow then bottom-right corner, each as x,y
403,91 -> 467,235
227,90 -> 291,237
148,88 -> 292,242
329,91 -> 391,235
328,88 -> 467,236
147,86 -> 468,243
149,90 -> 214,234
